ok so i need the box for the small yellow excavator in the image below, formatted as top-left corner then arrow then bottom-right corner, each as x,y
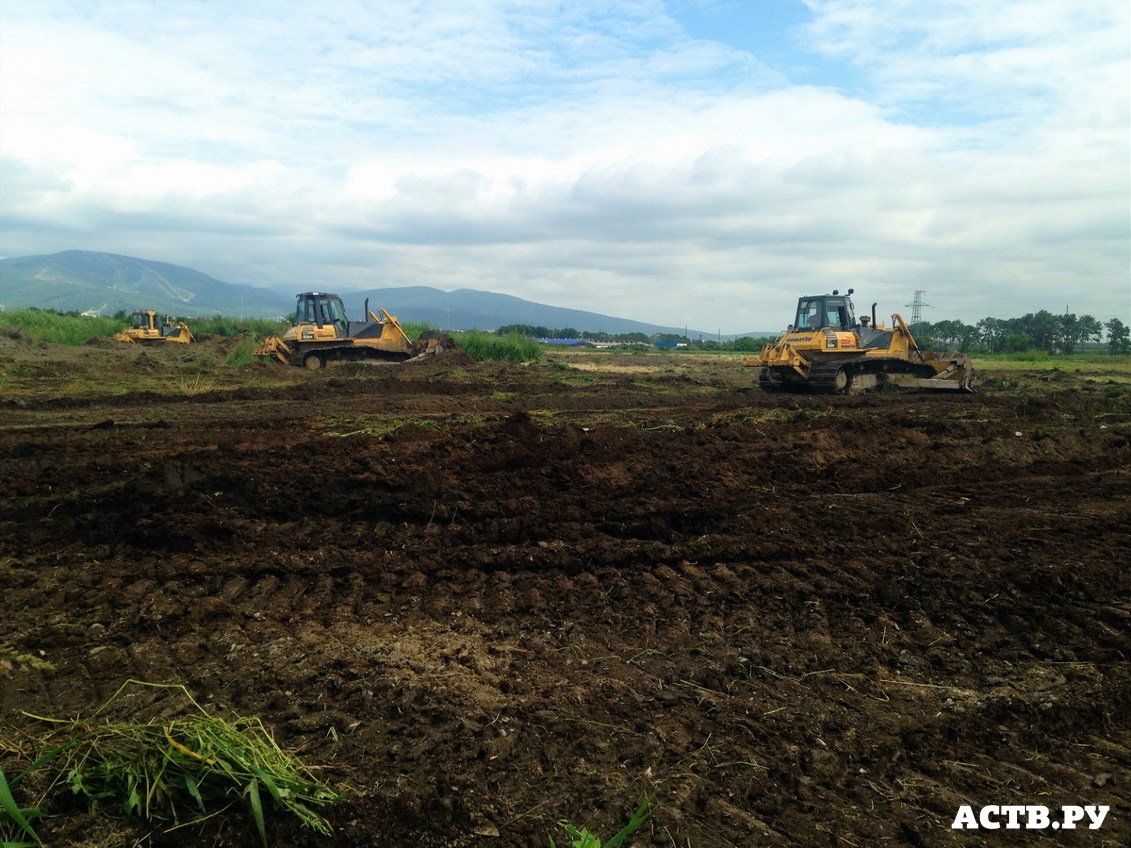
255,291 -> 445,369
114,310 -> 194,344
747,290 -> 975,393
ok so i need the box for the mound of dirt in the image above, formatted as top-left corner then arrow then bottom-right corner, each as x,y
403,348 -> 477,370
187,334 -> 244,356
0,325 -> 31,344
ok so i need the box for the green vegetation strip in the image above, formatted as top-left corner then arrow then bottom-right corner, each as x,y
0,309 -> 289,346
1,680 -> 339,846
1,310 -> 122,345
454,330 -> 542,362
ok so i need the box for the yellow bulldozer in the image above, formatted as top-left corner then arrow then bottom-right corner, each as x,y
747,290 -> 975,393
255,291 -> 446,369
114,310 -> 194,344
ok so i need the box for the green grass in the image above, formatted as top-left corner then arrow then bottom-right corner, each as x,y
7,680 -> 339,846
224,335 -> 263,366
455,330 -> 542,363
451,413 -> 490,426
174,373 -> 218,396
0,309 -> 289,347
974,352 -> 1131,371
550,794 -> 656,848
973,354 -> 1131,385
0,766 -> 43,846
184,315 -> 288,339
0,310 -> 121,345
0,646 -> 55,677
400,320 -> 437,340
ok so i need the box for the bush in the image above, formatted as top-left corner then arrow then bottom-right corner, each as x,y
401,320 -> 438,340
0,309 -> 291,346
186,315 -> 288,339
454,330 -> 542,362
225,335 -> 263,366
0,309 -> 121,344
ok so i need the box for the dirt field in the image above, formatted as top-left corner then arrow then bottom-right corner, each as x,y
1,336 -> 1129,847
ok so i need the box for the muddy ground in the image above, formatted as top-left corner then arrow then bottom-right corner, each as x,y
0,336 -> 1128,847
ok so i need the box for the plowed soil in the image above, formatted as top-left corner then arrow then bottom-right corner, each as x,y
1,338 -> 1129,847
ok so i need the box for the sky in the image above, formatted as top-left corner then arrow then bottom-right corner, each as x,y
0,0 -> 1128,333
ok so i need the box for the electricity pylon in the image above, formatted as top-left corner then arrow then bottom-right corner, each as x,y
905,290 -> 934,324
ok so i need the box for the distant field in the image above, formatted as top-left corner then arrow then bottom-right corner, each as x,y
972,354 -> 1131,381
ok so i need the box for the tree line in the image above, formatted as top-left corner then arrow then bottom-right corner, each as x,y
498,311 -> 1131,355
496,323 -> 653,342
911,311 -> 1130,355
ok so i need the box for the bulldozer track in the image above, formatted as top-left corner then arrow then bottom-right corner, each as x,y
762,357 -> 968,394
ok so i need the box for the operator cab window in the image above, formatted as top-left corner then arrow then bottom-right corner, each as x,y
325,298 -> 347,325
296,298 -> 316,324
796,300 -> 823,331
824,298 -> 854,331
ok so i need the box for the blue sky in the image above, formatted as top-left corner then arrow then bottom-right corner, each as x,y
0,0 -> 1127,332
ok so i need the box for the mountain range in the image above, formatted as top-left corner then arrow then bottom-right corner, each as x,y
0,250 -> 763,338
0,251 -> 291,319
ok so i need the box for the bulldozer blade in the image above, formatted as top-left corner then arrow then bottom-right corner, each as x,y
253,336 -> 293,365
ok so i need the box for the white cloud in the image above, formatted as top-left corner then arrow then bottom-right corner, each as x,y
0,0 -> 1127,331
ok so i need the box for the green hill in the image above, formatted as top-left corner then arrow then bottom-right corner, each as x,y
0,250 -> 292,317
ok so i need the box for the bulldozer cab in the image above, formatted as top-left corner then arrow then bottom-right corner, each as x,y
794,294 -> 857,332
129,310 -> 156,331
296,292 -> 348,334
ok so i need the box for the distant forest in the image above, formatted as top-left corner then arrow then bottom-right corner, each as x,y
909,311 -> 1129,355
499,311 -> 1131,355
